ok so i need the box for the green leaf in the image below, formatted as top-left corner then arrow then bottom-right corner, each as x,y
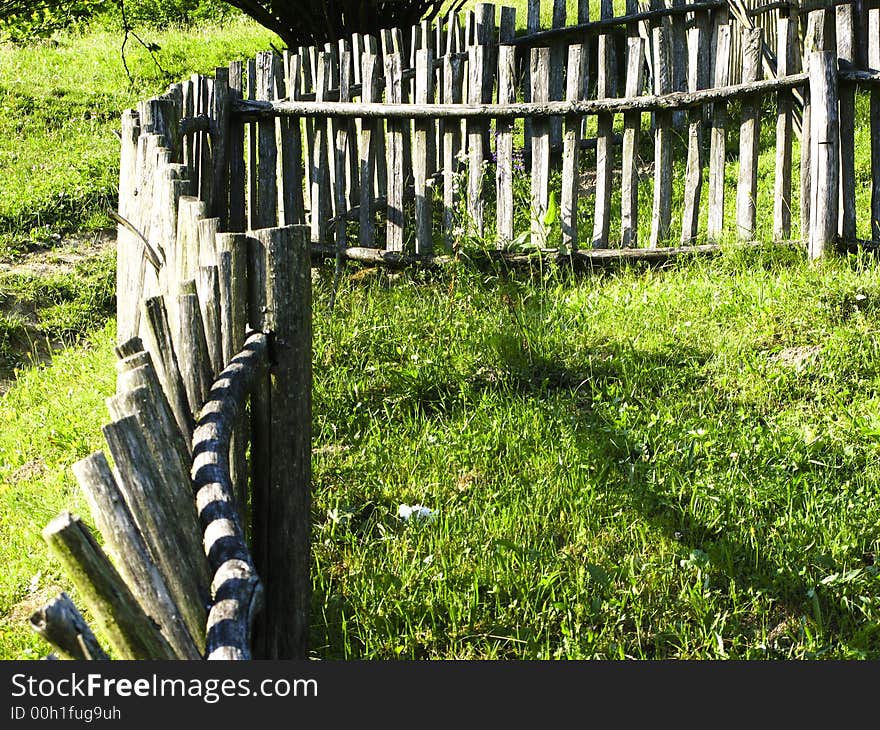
543,190 -> 558,227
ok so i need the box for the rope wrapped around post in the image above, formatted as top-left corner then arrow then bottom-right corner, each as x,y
192,331 -> 268,659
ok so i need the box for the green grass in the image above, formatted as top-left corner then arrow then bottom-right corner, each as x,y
0,16 -> 280,256
308,248 -> 880,660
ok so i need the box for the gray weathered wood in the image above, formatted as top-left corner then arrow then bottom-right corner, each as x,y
116,109 -> 141,344
29,592 -> 109,661
681,17 -> 707,245
333,48 -> 352,263
311,52 -> 332,245
246,58 -> 259,231
385,53 -> 406,252
467,44 -> 487,238
523,0 -> 541,159
216,232 -> 250,520
194,331 -> 268,660
197,265 -> 223,377
102,415 -> 210,647
707,22 -> 731,243
871,4 -> 880,241
281,53 -> 305,226
808,50 -> 839,259
736,28 -> 763,242
247,225 -> 312,660
42,512 -> 176,660
414,49 -> 435,254
531,47 -> 551,246
228,60 -> 246,232
496,45 -> 517,246
176,279 -> 214,414
212,66 -> 232,229
773,7 -> 797,241
256,52 -> 279,229
550,0 -> 567,149
359,52 -> 380,248
650,25 -> 673,249
175,196 -> 208,294
593,0 -> 617,249
442,53 -> 465,249
622,37 -> 646,248
562,44 -> 587,252
73,451 -> 201,659
141,295 -> 194,444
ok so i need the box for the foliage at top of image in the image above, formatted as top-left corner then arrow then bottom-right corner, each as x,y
222,0 -> 463,49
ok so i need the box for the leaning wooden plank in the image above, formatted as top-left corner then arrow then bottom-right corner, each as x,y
175,196 -> 208,295
116,109 -> 141,345
530,47 -> 552,246
385,53 -> 406,252
194,332 -> 268,660
42,512 -> 177,660
29,592 -> 110,661
141,295 -> 194,444
707,23 -> 731,243
414,49 -> 435,255
562,44 -> 587,252
593,0 -> 617,249
496,45 -> 517,246
622,37 -> 646,248
176,279 -> 215,414
773,6 -> 797,241
73,452 -> 202,659
649,25 -> 673,249
807,50 -> 839,259
247,225 -> 312,660
198,216 -> 220,268
102,416 -> 210,648
197,265 -> 223,378
735,28 -> 763,242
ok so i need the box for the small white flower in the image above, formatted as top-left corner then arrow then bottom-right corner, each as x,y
398,503 -> 436,523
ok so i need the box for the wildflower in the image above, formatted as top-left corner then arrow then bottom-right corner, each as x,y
398,503 -> 436,523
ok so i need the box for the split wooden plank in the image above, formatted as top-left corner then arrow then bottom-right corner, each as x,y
197,264 -> 223,377
622,37 -> 646,248
562,44 -> 587,252
42,512 -> 177,660
735,28 -> 763,242
176,279 -> 215,415
707,22 -> 731,243
531,47 -> 552,246
593,0 -> 618,249
29,592 -> 109,661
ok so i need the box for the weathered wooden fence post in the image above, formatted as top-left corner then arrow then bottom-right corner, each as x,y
808,50 -> 839,259
248,224 -> 312,660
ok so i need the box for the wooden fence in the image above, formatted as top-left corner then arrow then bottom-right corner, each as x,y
27,0 -> 880,662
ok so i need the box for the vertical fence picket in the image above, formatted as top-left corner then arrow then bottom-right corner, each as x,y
385,53 -> 406,252
593,0 -> 617,249
311,53 -> 332,246
550,0 -> 567,150
496,46 -> 517,246
228,61 -> 246,232
622,38 -> 646,248
333,49 -> 352,257
443,53 -> 465,249
681,14 -> 707,245
414,49 -> 435,255
650,26 -> 673,248
246,59 -> 258,231
280,53 -> 304,226
524,0 -> 541,161
773,7 -> 797,241
808,50 -> 839,259
359,52 -> 380,248
562,44 -> 587,252
707,22 -> 731,243
871,3 -> 880,241
530,47 -> 551,247
255,52 -> 279,230
467,44 -> 488,238
736,28 -> 763,242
